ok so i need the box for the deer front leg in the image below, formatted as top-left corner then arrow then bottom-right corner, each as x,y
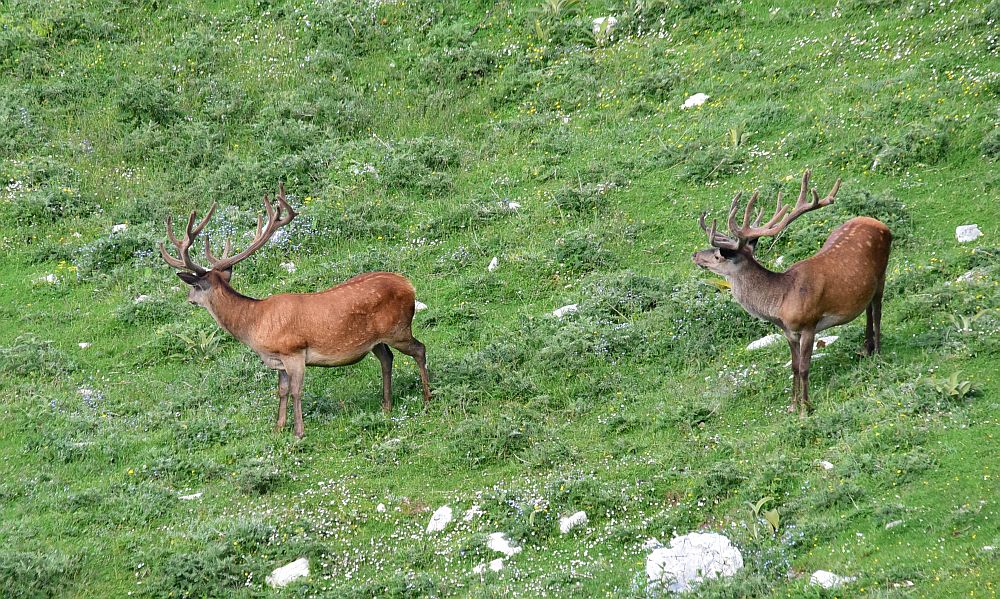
280,355 -> 307,438
784,331 -> 801,414
275,370 -> 290,432
797,328 -> 817,417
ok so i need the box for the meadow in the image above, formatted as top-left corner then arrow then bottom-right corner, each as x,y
0,0 -> 998,596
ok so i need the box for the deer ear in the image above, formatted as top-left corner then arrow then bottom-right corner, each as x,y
216,267 -> 233,283
746,238 -> 759,252
177,272 -> 204,287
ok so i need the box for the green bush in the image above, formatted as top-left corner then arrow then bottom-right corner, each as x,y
0,549 -> 79,599
0,334 -> 76,377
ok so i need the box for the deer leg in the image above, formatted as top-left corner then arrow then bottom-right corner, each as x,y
864,302 -> 876,356
390,337 -> 431,409
275,370 -> 290,432
872,281 -> 884,354
784,331 -> 801,414
281,355 -> 307,438
797,328 -> 816,417
372,343 -> 394,413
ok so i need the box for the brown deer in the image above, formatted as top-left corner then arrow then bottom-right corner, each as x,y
692,170 -> 891,416
159,184 -> 431,438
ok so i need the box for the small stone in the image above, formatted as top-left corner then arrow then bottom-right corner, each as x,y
552,304 -> 578,318
463,505 -> 483,521
955,224 -> 983,243
682,93 -> 710,109
280,261 -> 297,273
426,505 -> 453,533
646,532 -> 743,592
747,333 -> 783,351
266,558 -> 309,588
78,342 -> 91,349
818,460 -> 835,470
112,223 -> 128,234
815,335 -> 838,349
809,570 -> 856,589
39,274 -> 58,284
885,520 -> 903,529
559,511 -> 588,534
983,546 -> 995,552
414,300 -> 428,311
487,532 -> 521,557
505,201 -> 521,210
488,257 -> 499,272
134,295 -> 151,303
179,492 -> 203,501
592,16 -> 618,37
376,503 -> 387,513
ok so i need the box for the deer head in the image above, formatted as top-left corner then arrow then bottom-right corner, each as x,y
692,170 -> 841,277
159,183 -> 296,305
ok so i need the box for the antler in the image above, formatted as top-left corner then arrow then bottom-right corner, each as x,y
700,170 -> 841,251
159,203 -> 217,274
204,183 -> 297,272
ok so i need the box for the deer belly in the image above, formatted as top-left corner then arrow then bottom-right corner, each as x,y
816,311 -> 861,332
304,347 -> 369,367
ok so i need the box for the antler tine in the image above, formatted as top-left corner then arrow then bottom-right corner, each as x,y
700,209 -> 741,250
207,184 -> 298,272
160,206 -> 213,274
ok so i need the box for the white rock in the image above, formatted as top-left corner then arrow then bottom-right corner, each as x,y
134,295 -> 151,303
818,460 -> 835,471
266,557 -> 309,588
646,532 -> 743,592
956,224 -> 983,243
559,511 -> 588,534
376,503 -> 387,513
592,16 -> 618,36
426,505 -> 454,533
39,274 -> 58,284
414,300 -> 428,311
809,570 -> 856,589
463,505 -> 484,521
682,93 -> 710,109
747,333 -> 783,351
774,255 -> 785,267
642,538 -> 664,551
983,545 -> 994,552
552,304 -> 578,318
472,558 -> 505,575
281,261 -> 297,273
885,520 -> 903,529
505,201 -> 522,210
179,492 -> 203,501
785,353 -> 825,368
487,532 -> 521,557
112,223 -> 128,233
488,257 -> 499,272
78,342 -> 91,349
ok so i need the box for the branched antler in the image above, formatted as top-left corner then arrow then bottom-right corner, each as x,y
159,203 -> 217,274
699,170 -> 840,251
204,182 -> 297,272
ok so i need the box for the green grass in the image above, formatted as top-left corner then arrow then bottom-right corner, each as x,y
1,0 -> 999,596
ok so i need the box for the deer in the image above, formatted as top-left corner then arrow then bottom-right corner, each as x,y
159,184 -> 431,438
691,170 -> 892,416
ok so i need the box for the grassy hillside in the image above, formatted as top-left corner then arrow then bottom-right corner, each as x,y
1,0 -> 998,596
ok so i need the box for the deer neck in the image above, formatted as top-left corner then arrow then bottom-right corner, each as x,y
204,282 -> 260,343
726,258 -> 788,325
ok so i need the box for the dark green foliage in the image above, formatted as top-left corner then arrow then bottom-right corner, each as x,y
553,229 -> 615,273
117,76 -> 182,126
74,228 -> 159,279
981,125 -> 1000,160
0,334 -> 76,377
0,549 -> 79,599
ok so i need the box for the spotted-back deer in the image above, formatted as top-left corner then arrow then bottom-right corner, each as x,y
692,170 -> 891,415
159,184 -> 431,437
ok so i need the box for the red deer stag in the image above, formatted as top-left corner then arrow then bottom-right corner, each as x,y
692,170 -> 891,416
159,184 -> 431,438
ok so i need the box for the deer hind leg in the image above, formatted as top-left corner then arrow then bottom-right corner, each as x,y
372,343 -> 394,413
863,280 -> 886,356
275,370 -> 290,432
784,331 -> 802,414
389,337 -> 431,409
280,355 -> 307,438
797,328 -> 817,417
